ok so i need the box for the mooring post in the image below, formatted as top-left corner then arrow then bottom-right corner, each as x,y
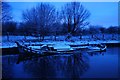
7,32 -> 10,41
30,47 -> 32,53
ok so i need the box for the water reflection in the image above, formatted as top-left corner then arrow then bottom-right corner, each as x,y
2,51 -> 89,78
2,47 -> 119,78
87,52 -> 105,56
22,52 -> 89,78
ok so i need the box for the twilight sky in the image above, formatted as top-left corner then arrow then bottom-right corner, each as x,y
8,2 -> 118,27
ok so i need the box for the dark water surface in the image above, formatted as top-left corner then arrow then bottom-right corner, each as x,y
2,47 -> 119,78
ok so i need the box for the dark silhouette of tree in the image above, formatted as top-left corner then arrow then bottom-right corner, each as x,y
89,25 -> 100,39
99,26 -> 106,40
118,26 -> 120,34
22,3 -> 56,41
2,21 -> 16,41
61,2 -> 90,39
1,2 -> 12,22
106,26 -> 119,40
107,26 -> 118,34
2,21 -> 17,34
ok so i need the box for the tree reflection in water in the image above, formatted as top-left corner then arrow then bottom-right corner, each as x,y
22,52 -> 89,78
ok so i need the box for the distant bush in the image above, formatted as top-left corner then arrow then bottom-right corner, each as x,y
2,21 -> 17,35
106,26 -> 119,34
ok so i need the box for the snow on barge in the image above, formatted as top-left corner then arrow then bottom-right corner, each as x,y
15,40 -> 107,55
1,40 -> 120,55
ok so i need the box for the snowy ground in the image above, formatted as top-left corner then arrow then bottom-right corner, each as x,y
1,34 -> 120,48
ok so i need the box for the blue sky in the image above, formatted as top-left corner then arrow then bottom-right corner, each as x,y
8,2 -> 118,27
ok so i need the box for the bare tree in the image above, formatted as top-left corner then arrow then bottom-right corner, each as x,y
22,3 -> 56,41
1,2 -> 12,22
61,2 -> 90,39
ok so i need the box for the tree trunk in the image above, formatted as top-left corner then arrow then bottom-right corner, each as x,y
24,33 -> 26,40
42,36 -> 44,41
65,33 -> 72,41
68,16 -> 71,33
80,33 -> 82,40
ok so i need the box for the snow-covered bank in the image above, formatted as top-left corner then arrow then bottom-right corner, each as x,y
1,40 -> 120,48
1,36 -> 38,42
1,34 -> 120,42
1,36 -> 38,48
1,42 -> 17,48
1,34 -> 120,48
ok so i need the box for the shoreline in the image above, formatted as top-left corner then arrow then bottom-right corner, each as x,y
1,34 -> 120,49
1,40 -> 120,48
1,40 -> 120,56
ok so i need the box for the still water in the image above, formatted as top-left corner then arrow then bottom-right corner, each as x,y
2,47 -> 119,78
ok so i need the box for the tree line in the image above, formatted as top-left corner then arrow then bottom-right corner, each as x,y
2,23 -> 120,35
1,2 -> 120,38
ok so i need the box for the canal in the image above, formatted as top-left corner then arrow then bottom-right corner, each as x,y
1,47 -> 119,79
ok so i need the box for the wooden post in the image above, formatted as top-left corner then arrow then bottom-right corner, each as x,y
54,31 -> 57,41
80,33 -> 82,40
7,32 -> 10,41
30,47 -> 32,53
24,33 -> 26,40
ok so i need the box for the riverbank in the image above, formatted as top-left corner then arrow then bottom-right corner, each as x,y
1,40 -> 120,55
1,34 -> 120,48
1,40 -> 120,48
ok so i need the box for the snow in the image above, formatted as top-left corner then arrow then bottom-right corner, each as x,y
28,46 -> 41,49
2,36 -> 38,42
1,42 -> 17,48
1,40 -> 120,49
1,36 -> 38,48
53,44 -> 72,50
103,40 -> 120,44
1,40 -> 120,48
1,34 -> 120,48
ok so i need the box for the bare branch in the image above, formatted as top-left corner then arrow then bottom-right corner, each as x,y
22,3 -> 56,36
61,2 -> 90,35
1,2 -> 12,22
